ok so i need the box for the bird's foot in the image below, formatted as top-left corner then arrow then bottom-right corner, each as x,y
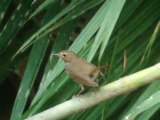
92,87 -> 100,92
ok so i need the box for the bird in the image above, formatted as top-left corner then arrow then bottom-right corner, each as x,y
54,50 -> 108,96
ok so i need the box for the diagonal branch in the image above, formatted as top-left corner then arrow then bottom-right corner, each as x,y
25,63 -> 160,120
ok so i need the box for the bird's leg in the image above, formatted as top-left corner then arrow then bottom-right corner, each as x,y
96,78 -> 99,83
76,84 -> 84,96
100,72 -> 106,80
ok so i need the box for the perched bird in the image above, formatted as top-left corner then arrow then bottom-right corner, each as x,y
54,50 -> 108,96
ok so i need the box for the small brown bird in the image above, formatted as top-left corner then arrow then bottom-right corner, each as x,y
54,50 -> 108,95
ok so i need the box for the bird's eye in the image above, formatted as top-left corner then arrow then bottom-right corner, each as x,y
62,53 -> 67,57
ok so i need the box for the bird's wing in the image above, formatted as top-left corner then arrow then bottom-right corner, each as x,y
66,66 -> 98,87
75,73 -> 99,87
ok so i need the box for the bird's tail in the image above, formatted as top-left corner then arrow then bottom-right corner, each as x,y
98,65 -> 110,70
91,65 -> 109,80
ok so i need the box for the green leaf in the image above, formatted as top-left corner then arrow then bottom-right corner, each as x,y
124,89 -> 160,120
0,0 -> 34,53
10,1 -> 62,120
0,0 -> 11,22
88,0 -> 126,61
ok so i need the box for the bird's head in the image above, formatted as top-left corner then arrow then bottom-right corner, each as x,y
54,50 -> 77,63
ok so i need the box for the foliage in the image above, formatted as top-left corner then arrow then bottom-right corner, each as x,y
0,0 -> 160,120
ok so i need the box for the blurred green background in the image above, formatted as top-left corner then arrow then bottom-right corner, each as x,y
0,0 -> 160,120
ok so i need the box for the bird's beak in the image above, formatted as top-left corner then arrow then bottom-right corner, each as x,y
52,53 -> 59,56
53,53 -> 59,57
52,53 -> 61,58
